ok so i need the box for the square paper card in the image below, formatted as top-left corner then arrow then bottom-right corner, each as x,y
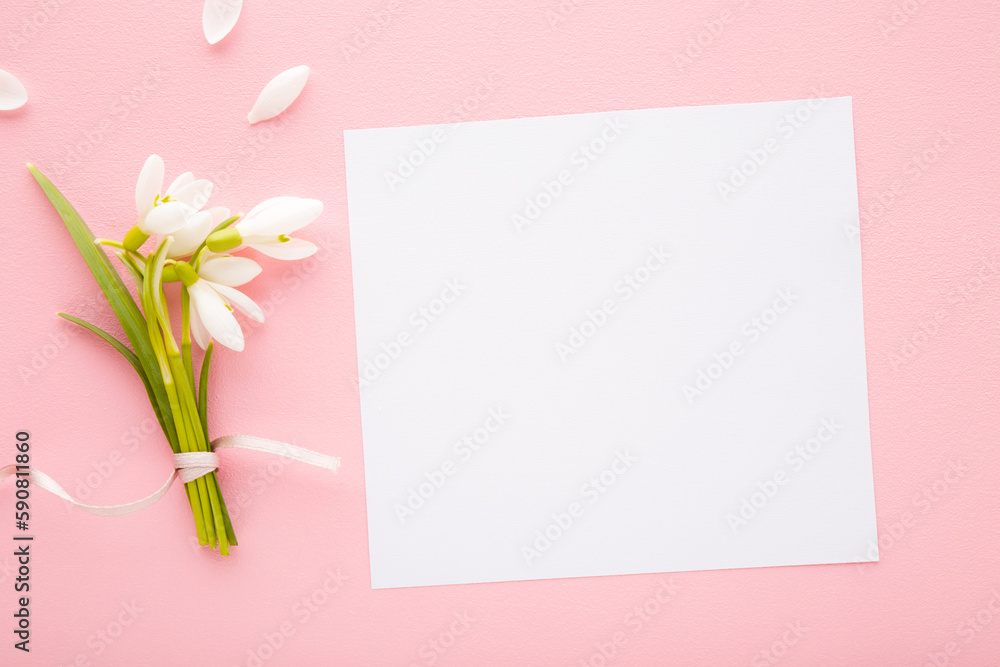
345,97 -> 877,589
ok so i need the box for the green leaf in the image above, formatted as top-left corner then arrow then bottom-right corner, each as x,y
58,313 -> 169,440
58,312 -> 142,370
29,164 -> 178,448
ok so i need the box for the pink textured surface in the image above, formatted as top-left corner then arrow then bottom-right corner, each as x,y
0,1 -> 997,665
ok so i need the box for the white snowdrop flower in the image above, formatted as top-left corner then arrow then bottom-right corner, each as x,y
175,256 -> 264,352
127,154 -> 214,249
206,196 -> 321,260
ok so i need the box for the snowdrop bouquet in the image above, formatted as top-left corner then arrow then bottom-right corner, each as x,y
28,156 -> 322,555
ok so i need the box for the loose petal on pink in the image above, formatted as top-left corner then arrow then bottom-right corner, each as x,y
0,70 -> 27,111
203,0 -> 243,45
247,65 -> 309,125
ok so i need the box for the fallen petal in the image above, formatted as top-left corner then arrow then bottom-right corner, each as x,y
0,70 -> 27,111
247,65 -> 309,124
203,0 -> 243,45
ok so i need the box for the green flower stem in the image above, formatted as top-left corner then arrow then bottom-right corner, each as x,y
181,289 -> 195,387
151,248 -> 220,551
95,239 -> 147,263
152,242 -> 232,555
167,343 -> 227,555
214,473 -> 238,546
196,343 -> 238,548
144,243 -> 210,546
179,290 -> 232,555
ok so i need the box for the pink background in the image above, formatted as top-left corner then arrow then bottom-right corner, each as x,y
1,1 -> 998,665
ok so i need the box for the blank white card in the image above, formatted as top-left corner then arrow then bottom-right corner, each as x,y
345,97 -> 877,589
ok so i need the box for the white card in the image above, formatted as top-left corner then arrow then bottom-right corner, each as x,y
345,97 -> 877,589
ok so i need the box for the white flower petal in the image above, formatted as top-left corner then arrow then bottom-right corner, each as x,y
247,65 -> 309,125
165,171 -> 195,196
244,196 -> 299,220
143,201 -> 195,234
0,70 -> 27,111
165,210 -> 215,258
135,154 -> 164,217
199,255 -> 262,286
169,178 -> 213,211
251,238 -> 318,260
208,206 -> 232,223
203,0 -> 243,45
189,301 -> 212,350
205,281 -> 264,323
239,197 -> 322,236
189,282 -> 245,351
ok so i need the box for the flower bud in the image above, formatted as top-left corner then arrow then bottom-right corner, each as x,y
206,228 -> 243,253
123,225 -> 150,251
173,261 -> 200,288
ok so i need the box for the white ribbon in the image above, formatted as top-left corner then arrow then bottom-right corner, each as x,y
0,435 -> 339,518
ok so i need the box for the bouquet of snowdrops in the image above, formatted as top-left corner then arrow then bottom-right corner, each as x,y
29,155 -> 322,555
